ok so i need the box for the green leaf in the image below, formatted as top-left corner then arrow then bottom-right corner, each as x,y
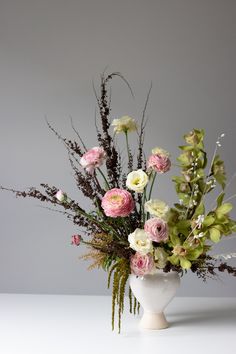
194,202 -> 205,217
168,254 -> 179,265
172,176 -> 185,183
178,193 -> 190,204
170,232 -> 181,246
178,145 -> 194,151
216,193 -> 225,207
203,215 -> 215,227
177,153 -> 191,166
175,223 -> 191,237
209,227 -> 221,243
180,258 -> 191,269
174,203 -> 186,210
216,203 -> 233,216
177,220 -> 191,229
211,155 -> 226,189
187,247 -> 203,260
215,174 -> 226,190
196,169 -> 205,178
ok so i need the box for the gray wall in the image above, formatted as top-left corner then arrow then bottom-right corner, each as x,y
0,0 -> 236,296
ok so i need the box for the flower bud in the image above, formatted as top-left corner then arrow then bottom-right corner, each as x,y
71,235 -> 81,246
56,190 -> 67,202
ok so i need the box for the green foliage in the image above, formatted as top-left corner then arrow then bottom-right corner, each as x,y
216,192 -> 225,207
216,203 -> 233,217
209,227 -> 221,243
203,215 -> 215,227
180,258 -> 191,269
102,254 -> 116,271
211,155 -> 226,189
169,128 -> 236,271
193,202 -> 205,217
184,129 -> 205,147
107,258 -> 131,333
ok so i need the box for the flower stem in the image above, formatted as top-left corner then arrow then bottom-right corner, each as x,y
97,168 -> 110,190
125,131 -> 132,170
148,172 -> 157,200
142,187 -> 148,225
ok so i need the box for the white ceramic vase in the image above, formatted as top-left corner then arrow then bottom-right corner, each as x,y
129,271 -> 180,330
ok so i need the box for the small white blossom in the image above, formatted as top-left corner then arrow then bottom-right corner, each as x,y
196,214 -> 204,228
213,252 -> 236,260
194,232 -> 204,239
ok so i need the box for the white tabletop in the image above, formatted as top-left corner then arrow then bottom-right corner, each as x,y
0,294 -> 235,354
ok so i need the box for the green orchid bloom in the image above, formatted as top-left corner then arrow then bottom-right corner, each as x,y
168,231 -> 204,270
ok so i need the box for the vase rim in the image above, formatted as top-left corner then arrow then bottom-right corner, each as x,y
130,269 -> 180,279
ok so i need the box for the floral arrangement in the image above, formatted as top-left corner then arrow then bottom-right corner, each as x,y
1,72 -> 236,332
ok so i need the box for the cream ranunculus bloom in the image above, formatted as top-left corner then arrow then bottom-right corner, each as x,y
111,115 -> 137,134
128,228 -> 153,255
145,199 -> 169,219
151,147 -> 170,157
154,247 -> 168,269
126,169 -> 149,193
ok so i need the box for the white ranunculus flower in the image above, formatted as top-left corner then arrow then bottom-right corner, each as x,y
126,169 -> 149,193
145,199 -> 169,219
111,116 -> 137,134
128,228 -> 153,255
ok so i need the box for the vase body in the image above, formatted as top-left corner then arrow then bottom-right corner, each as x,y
129,271 -> 180,330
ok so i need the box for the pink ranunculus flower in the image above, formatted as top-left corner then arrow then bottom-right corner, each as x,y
147,153 -> 171,174
101,188 -> 134,217
80,147 -> 106,174
71,235 -> 82,246
144,217 -> 169,242
130,252 -> 154,277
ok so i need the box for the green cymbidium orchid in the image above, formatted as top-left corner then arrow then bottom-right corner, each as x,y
168,232 -> 204,270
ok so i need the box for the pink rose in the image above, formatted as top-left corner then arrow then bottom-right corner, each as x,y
147,154 -> 171,173
101,188 -> 134,217
130,253 -> 154,276
80,147 -> 106,174
144,217 -> 169,242
71,235 -> 81,246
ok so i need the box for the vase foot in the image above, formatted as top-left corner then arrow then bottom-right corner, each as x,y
140,312 -> 168,330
